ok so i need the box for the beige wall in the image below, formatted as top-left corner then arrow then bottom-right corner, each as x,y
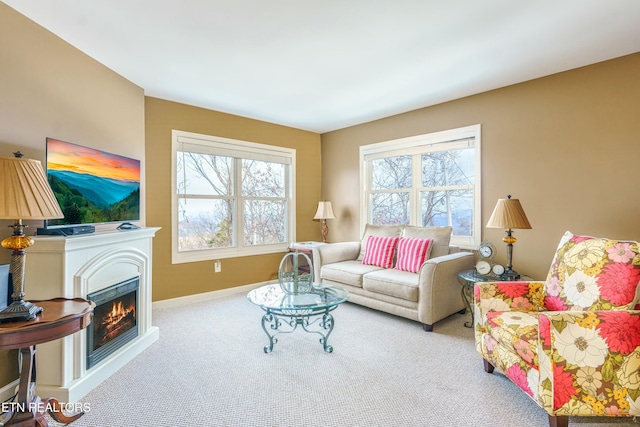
0,3 -> 145,389
3,0 -> 640,391
321,53 -> 640,280
145,97 -> 322,301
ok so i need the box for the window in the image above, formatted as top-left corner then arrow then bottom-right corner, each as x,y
172,130 -> 296,263
360,125 -> 481,249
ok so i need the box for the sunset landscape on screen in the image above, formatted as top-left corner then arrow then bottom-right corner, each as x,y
47,138 -> 140,182
45,138 -> 140,226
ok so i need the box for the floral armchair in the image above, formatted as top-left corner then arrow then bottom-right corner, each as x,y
474,231 -> 640,427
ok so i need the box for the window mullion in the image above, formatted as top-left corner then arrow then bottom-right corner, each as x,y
411,153 -> 420,226
178,194 -> 233,201
234,157 -> 243,250
285,164 -> 291,243
365,160 -> 372,224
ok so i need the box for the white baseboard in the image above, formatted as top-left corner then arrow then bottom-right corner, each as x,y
152,280 -> 276,309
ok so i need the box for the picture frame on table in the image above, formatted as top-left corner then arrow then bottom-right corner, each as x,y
0,264 -> 10,310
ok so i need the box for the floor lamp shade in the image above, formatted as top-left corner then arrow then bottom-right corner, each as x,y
486,195 -> 531,279
314,201 -> 336,243
0,153 -> 64,322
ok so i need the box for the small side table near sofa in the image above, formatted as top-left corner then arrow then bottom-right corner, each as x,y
289,241 -> 326,275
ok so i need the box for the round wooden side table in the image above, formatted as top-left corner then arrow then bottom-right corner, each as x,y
0,298 -> 94,427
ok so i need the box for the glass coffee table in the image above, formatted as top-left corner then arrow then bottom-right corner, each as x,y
247,283 -> 349,353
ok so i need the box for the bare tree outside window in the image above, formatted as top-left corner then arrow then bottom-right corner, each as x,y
177,152 -> 287,252
367,145 -> 475,236
242,160 -> 286,245
361,126 -> 480,249
369,156 -> 411,225
421,148 -> 474,236
177,152 -> 234,251
172,131 -> 295,263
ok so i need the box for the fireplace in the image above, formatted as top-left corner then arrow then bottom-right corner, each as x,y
86,277 -> 139,369
18,227 -> 159,403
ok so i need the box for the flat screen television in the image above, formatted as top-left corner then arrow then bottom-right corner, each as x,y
43,138 -> 140,229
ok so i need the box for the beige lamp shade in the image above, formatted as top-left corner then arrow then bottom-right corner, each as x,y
314,201 -> 336,220
0,154 -> 64,322
0,155 -> 64,220
485,195 -> 531,279
486,196 -> 531,230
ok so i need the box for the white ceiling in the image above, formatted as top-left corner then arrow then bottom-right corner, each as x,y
4,1 -> 640,133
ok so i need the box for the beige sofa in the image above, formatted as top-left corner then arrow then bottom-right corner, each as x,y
314,224 -> 474,331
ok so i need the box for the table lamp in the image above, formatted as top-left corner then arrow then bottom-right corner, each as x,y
314,201 -> 336,243
486,195 -> 531,280
0,152 -> 64,322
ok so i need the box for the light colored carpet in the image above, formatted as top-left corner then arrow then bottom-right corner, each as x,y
48,292 -> 637,427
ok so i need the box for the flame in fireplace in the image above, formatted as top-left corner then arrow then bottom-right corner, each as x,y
88,279 -> 140,362
104,301 -> 135,330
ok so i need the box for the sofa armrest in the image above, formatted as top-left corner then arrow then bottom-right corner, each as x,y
313,242 -> 361,282
419,251 -> 474,282
537,310 -> 640,416
416,251 -> 474,325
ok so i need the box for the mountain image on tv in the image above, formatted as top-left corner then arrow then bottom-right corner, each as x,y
46,138 -> 140,226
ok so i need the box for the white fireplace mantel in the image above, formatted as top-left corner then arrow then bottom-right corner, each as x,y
24,227 -> 160,402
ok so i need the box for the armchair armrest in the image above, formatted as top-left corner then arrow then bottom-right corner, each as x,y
537,310 -> 640,416
473,281 -> 546,352
313,242 -> 361,282
474,280 -> 546,324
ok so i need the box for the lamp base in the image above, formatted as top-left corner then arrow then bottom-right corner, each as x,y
321,219 -> 329,244
0,300 -> 43,322
502,269 -> 521,281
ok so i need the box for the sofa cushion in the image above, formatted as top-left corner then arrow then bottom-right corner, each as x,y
362,269 -> 419,302
544,231 -> 640,311
402,226 -> 452,258
321,260 -> 384,288
358,224 -> 403,261
395,237 -> 432,273
362,235 -> 399,268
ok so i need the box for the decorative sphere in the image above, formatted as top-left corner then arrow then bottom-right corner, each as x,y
278,251 -> 314,294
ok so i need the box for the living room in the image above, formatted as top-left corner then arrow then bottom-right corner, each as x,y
1,2 -> 640,426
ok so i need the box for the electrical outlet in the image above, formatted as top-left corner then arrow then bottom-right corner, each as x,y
214,260 -> 221,273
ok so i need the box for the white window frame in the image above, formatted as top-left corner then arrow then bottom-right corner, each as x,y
172,130 -> 296,264
359,124 -> 481,249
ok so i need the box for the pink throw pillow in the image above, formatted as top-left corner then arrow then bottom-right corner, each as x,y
362,236 -> 399,268
395,237 -> 432,273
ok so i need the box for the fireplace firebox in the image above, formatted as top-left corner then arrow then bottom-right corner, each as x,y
86,277 -> 139,369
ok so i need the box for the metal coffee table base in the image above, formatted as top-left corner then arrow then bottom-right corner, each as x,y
261,307 -> 337,353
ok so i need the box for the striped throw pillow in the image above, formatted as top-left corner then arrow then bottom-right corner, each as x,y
395,237 -> 432,273
361,236 -> 399,268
